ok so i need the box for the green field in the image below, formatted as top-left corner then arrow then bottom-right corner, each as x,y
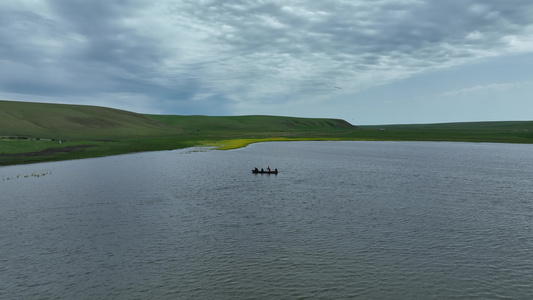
358,121 -> 533,143
1,99 -> 532,166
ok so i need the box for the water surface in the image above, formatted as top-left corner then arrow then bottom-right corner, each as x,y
1,141 -> 533,299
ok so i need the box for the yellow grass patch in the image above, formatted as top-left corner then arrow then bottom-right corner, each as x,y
202,137 -> 345,150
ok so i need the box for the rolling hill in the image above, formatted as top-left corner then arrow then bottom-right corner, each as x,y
0,100 -> 181,140
1,99 -> 532,166
0,100 -> 355,140
0,100 -> 356,165
145,114 -> 355,136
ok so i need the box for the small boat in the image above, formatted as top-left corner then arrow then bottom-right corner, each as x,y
252,168 -> 278,174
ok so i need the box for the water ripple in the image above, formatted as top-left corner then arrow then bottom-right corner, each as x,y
1,142 -> 533,299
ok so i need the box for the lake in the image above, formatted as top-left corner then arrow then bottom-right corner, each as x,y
1,141 -> 533,299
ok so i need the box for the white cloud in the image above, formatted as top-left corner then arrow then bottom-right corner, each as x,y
466,31 -> 483,40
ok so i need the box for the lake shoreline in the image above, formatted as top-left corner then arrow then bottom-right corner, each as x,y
2,100 -> 533,166
1,136 -> 528,167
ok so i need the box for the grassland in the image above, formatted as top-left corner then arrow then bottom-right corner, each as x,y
358,122 -> 533,143
1,99 -> 532,166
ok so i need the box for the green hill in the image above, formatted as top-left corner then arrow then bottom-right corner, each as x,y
0,100 -> 356,165
145,114 -> 354,136
0,100 -> 354,140
1,99 -> 533,166
0,100 -> 180,140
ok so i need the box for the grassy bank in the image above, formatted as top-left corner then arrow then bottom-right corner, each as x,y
358,121 -> 533,143
1,99 -> 532,166
0,100 -> 357,165
203,137 -> 348,150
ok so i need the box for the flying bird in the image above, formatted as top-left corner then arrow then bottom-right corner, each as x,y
335,86 -> 342,89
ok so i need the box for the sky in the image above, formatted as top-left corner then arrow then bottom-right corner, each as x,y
1,0 -> 533,125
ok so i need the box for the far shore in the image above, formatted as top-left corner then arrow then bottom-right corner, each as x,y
2,100 -> 533,166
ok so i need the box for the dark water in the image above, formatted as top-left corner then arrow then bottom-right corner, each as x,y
1,141 -> 533,299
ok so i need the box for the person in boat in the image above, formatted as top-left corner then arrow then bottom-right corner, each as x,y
268,166 -> 271,171
254,167 -> 259,172
261,168 -> 264,172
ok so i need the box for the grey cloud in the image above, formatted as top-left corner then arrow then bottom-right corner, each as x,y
178,0 -> 532,68
1,0 -> 533,114
168,0 -> 533,102
46,0 -> 170,84
0,0 -> 180,101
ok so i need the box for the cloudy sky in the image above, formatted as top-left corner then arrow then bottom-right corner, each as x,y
1,0 -> 533,125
